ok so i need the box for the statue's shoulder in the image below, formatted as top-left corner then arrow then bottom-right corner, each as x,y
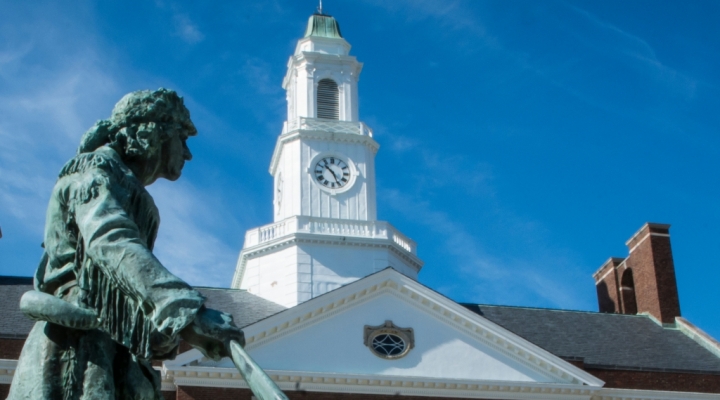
58,147 -> 128,180
55,147 -> 143,204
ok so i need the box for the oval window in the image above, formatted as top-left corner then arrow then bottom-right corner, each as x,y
364,320 -> 414,360
371,333 -> 407,357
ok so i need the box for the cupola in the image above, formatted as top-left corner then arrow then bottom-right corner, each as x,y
282,12 -> 360,123
304,13 -> 343,38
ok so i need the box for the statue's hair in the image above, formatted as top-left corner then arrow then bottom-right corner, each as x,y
77,88 -> 197,157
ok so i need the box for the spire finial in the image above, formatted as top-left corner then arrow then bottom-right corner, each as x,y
317,0 -> 323,15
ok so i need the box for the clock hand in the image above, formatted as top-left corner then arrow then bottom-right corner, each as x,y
325,165 -> 340,183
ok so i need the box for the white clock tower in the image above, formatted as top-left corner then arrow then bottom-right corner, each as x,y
231,12 -> 423,307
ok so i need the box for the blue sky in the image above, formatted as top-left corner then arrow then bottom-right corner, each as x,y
1,1 -> 718,339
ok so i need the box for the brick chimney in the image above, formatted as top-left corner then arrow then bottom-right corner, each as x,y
593,223 -> 681,324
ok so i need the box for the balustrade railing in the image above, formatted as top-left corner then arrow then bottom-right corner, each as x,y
284,117 -> 373,137
244,216 -> 416,255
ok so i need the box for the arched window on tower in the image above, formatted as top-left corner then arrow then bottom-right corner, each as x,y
317,78 -> 339,120
620,269 -> 638,315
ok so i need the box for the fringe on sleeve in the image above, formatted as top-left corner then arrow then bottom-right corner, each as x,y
82,261 -> 157,359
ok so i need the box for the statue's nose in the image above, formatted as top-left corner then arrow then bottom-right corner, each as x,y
183,142 -> 193,161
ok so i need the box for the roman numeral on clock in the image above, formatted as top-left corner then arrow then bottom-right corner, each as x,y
314,157 -> 353,189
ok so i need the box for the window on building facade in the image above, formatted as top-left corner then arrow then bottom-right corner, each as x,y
364,320 -> 415,360
317,78 -> 339,120
371,333 -> 407,357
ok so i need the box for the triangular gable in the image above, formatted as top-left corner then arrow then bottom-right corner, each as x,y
169,268 -> 603,393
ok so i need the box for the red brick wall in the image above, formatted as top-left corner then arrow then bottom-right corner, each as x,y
594,258 -> 623,313
0,338 -> 25,359
587,368 -> 720,393
625,224 -> 681,323
627,224 -> 680,323
594,223 -> 682,323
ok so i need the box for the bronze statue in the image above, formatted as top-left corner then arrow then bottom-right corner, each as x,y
9,89 -> 287,400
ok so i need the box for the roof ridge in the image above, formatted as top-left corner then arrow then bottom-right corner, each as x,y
461,303 -> 653,318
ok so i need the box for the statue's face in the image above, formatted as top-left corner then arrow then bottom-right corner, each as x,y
158,127 -> 193,182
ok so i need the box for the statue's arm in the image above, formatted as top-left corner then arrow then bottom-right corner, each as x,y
69,165 -> 244,360
69,169 -> 205,355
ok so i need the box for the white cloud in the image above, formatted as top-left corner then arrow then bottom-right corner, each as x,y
0,4 -> 241,288
242,58 -> 282,96
154,2 -> 204,44
388,134 -> 419,152
173,13 -> 205,44
567,4 -> 698,98
380,182 -> 589,309
147,181 -> 239,287
0,44 -> 33,67
568,5 -> 657,60
362,0 -> 488,39
0,47 -> 121,239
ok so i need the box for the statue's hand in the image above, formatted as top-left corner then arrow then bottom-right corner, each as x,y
180,306 -> 245,361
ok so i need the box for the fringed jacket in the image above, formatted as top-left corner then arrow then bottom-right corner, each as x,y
9,146 -> 207,399
35,146 -> 205,359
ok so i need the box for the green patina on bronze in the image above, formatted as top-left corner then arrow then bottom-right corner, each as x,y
304,13 -> 343,39
9,89 -> 287,400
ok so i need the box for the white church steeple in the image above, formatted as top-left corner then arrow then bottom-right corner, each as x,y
232,13 -> 423,307
272,12 -> 372,222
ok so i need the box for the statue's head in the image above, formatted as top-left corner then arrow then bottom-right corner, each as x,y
78,88 -> 197,184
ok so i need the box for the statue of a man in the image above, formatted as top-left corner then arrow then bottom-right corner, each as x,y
9,89 -> 244,399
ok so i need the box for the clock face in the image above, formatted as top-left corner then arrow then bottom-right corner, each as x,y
314,156 -> 350,189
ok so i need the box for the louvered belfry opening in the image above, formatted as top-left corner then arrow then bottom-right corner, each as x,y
317,78 -> 339,120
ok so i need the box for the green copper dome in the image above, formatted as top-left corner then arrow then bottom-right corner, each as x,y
304,14 -> 343,39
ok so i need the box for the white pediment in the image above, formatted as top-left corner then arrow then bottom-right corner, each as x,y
243,292 -> 555,382
241,268 -> 600,385
167,269 -> 603,398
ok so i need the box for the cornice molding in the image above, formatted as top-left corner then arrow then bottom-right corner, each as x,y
231,231 -> 423,289
0,359 -> 14,384
159,365 -> 720,399
592,388 -> 720,400
269,128 -> 379,176
163,366 -> 597,399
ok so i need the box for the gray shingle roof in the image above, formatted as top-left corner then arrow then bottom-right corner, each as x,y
463,304 -> 720,373
0,278 -> 285,338
196,287 -> 286,328
2,276 -> 718,374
